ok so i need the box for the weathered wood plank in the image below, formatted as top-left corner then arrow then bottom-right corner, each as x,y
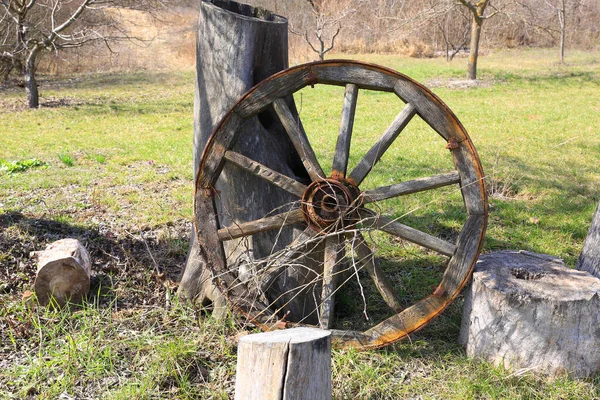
439,214 -> 486,297
348,103 -> 416,186
273,98 -> 325,181
235,328 -> 332,400
354,234 -> 403,312
363,295 -> 447,348
197,111 -> 245,188
234,66 -> 314,119
360,209 -> 456,257
577,201 -> 600,279
224,150 -> 306,197
452,140 -> 487,216
393,79 -> 466,141
218,208 -> 305,241
186,191 -> 274,324
320,235 -> 344,329
363,171 -> 461,204
314,63 -> 397,91
332,83 -> 359,178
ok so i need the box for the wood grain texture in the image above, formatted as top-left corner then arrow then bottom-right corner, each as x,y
354,234 -> 403,312
190,191 -> 274,325
218,208 -> 305,241
224,150 -> 306,197
577,201 -> 600,279
451,140 -> 487,216
439,214 -> 486,298
360,209 -> 456,257
234,66 -> 314,118
363,171 -> 460,203
34,239 -> 91,307
235,327 -> 332,400
460,250 -> 600,378
393,79 -> 466,141
320,235 -> 343,329
332,83 -> 359,177
314,63 -> 397,91
273,98 -> 325,181
348,103 -> 416,185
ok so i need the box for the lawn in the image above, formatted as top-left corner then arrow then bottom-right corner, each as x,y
1,48 -> 599,398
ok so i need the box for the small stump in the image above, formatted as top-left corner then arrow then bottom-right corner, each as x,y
460,250 -> 600,378
34,238 -> 91,306
235,327 -> 332,400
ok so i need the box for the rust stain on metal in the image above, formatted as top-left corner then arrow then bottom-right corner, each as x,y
306,68 -> 318,88
445,137 -> 459,150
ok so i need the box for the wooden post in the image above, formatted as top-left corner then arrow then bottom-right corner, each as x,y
179,0 -> 319,323
460,250 -> 600,378
235,327 -> 332,400
34,238 -> 91,306
577,201 -> 600,279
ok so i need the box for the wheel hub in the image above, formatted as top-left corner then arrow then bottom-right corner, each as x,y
301,178 -> 362,231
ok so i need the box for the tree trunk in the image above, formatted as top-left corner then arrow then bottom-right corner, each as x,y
559,0 -> 566,64
179,0 -> 315,321
25,51 -> 39,108
577,201 -> 600,279
460,250 -> 600,378
466,15 -> 482,80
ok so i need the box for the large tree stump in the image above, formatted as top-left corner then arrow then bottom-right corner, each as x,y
235,327 -> 332,400
577,201 -> 600,279
460,250 -> 600,377
179,0 -> 316,321
34,238 -> 91,306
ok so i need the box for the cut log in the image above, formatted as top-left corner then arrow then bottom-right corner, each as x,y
577,201 -> 600,279
34,238 -> 91,307
460,250 -> 600,378
235,327 -> 332,400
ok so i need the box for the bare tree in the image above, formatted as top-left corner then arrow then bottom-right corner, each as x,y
289,0 -> 355,61
0,0 -> 169,108
457,0 -> 502,80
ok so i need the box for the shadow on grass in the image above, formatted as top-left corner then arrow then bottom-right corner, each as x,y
0,211 -> 188,309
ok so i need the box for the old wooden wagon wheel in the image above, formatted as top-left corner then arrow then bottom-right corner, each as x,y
194,60 -> 488,349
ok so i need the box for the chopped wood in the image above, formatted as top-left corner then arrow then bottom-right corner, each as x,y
34,238 -> 91,307
235,327 -> 332,400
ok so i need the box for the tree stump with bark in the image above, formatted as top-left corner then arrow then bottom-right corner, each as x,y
34,238 -> 91,306
460,250 -> 600,378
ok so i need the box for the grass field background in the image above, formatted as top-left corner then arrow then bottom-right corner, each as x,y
1,48 -> 599,398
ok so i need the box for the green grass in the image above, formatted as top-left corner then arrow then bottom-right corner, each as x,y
1,48 -> 600,398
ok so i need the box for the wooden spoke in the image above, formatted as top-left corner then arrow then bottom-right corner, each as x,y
273,98 -> 325,181
332,83 -> 359,178
218,208 -> 305,241
348,103 -> 416,186
363,172 -> 460,204
354,233 -> 403,313
224,150 -> 307,197
359,209 -> 456,257
320,235 -> 344,329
